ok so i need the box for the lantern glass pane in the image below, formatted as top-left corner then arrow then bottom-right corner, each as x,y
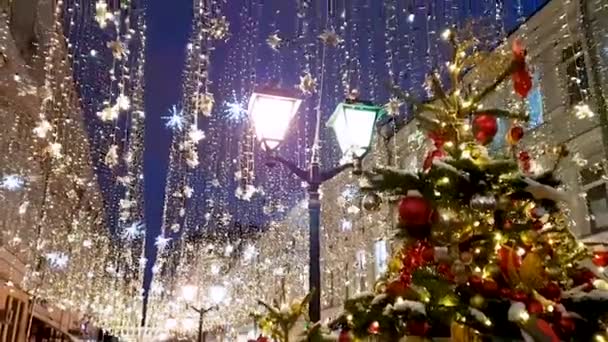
334,107 -> 377,158
250,94 -> 300,150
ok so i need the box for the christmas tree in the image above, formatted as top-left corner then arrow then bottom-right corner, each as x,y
325,30 -> 608,341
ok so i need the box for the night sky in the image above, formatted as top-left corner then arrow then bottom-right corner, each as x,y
141,0 -> 550,290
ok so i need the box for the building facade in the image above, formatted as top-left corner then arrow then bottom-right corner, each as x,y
0,1 -> 114,341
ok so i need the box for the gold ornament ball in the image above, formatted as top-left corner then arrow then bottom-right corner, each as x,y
363,192 -> 382,211
375,281 -> 387,293
545,266 -> 562,279
470,294 -> 486,309
483,263 -> 501,279
520,230 -> 538,246
388,257 -> 402,273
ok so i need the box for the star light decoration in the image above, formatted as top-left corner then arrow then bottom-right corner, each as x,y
195,92 -> 215,117
95,1 -> 114,29
163,105 -> 186,131
208,16 -> 230,41
33,119 -> 53,138
1,174 -> 25,191
224,101 -> 248,122
299,72 -> 317,95
107,39 -> 126,60
97,103 -> 119,122
385,97 -> 403,116
104,144 -> 119,168
46,252 -> 69,269
188,125 -> 205,143
155,235 -> 172,250
318,28 -> 343,47
267,33 -> 283,50
123,221 -> 144,240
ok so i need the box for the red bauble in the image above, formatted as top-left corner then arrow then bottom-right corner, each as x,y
256,336 -> 269,342
498,246 -> 522,276
541,282 -> 562,301
528,300 -> 544,315
499,287 -> 512,299
398,195 -> 433,238
469,275 -> 483,290
472,115 -> 498,145
421,246 -> 435,263
512,290 -> 528,303
513,68 -> 532,98
368,321 -> 380,335
593,251 -> 608,267
387,280 -> 408,298
558,316 -> 576,336
507,125 -> 525,145
482,279 -> 499,297
423,149 -> 446,171
428,130 -> 446,148
437,263 -> 453,280
407,320 -> 430,336
338,330 -> 352,342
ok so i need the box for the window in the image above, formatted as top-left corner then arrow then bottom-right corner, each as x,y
355,250 -> 367,292
562,42 -> 589,106
527,70 -> 544,129
581,167 -> 608,234
374,239 -> 388,278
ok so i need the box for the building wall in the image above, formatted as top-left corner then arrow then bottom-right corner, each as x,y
0,2 -> 109,340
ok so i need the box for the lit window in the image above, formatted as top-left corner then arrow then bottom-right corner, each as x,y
581,167 -> 608,234
562,42 -> 589,106
527,70 -> 544,129
374,239 -> 388,278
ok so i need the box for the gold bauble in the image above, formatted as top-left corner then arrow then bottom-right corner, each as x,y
469,294 -> 486,309
520,230 -> 538,246
388,256 -> 402,273
483,263 -> 501,279
375,281 -> 387,294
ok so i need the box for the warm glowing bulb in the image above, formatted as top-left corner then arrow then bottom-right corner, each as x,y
441,29 -> 452,40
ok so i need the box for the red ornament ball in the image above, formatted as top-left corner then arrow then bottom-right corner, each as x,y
472,114 -> 498,145
387,280 -> 409,298
423,149 -> 446,171
507,125 -> 525,145
482,279 -> 499,297
469,275 -> 483,290
511,290 -> 528,303
593,251 -> 608,267
513,68 -> 532,98
368,321 -> 380,335
558,316 -> 576,336
541,282 -> 562,301
407,320 -> 430,337
398,195 -> 433,238
527,300 -> 544,315
499,287 -> 512,299
421,246 -> 435,263
338,330 -> 352,342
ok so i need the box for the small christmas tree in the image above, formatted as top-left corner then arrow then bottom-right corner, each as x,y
328,30 -> 608,341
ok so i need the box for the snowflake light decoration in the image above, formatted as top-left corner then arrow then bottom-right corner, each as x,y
46,252 -> 69,269
162,105 -> 186,130
123,221 -> 144,240
155,235 -> 172,249
224,101 -> 248,123
1,174 -> 25,191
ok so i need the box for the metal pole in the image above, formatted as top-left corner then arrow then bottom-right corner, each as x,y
308,161 -> 321,323
198,309 -> 204,342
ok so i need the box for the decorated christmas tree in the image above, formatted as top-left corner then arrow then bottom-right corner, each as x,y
324,30 -> 608,341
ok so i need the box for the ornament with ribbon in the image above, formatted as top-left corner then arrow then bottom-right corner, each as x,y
424,130 -> 448,171
400,240 -> 434,286
512,39 -> 532,98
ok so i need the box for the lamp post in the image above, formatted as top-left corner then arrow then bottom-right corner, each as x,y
249,90 -> 381,323
181,285 -> 227,342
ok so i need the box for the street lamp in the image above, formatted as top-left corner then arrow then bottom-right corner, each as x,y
180,285 -> 227,342
249,92 -> 381,323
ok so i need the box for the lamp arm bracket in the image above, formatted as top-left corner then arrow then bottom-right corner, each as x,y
270,155 -> 309,181
320,163 -> 353,183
